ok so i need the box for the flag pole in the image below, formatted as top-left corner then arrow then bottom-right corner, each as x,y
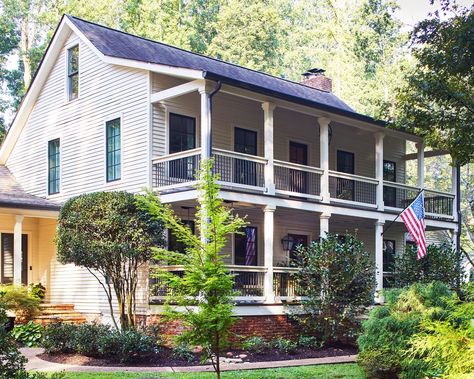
381,188 -> 424,236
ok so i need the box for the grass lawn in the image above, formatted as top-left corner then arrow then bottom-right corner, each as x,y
59,363 -> 365,378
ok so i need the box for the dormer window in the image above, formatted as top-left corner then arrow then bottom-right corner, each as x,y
67,45 -> 79,100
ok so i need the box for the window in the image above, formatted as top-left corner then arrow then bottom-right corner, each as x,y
288,234 -> 308,261
106,118 -> 121,182
48,139 -> 60,194
383,160 -> 397,207
67,45 -> 79,100
383,239 -> 396,288
168,221 -> 195,254
169,113 -> 196,153
234,226 -> 258,266
336,150 -> 355,200
234,128 -> 258,186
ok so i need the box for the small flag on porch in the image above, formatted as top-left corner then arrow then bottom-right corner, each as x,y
401,192 -> 427,259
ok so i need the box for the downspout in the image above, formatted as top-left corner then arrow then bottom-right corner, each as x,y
456,163 -> 462,250
207,80 -> 222,158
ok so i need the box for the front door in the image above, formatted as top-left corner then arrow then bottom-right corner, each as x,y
169,113 -> 196,180
336,150 -> 355,200
289,142 -> 308,194
234,127 -> 257,186
1,233 -> 28,285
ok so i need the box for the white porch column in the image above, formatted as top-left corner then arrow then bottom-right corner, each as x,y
416,142 -> 424,189
199,88 -> 211,161
375,132 -> 385,211
375,220 -> 385,303
13,215 -> 24,285
319,117 -> 330,203
263,205 -> 276,303
262,102 -> 276,195
320,212 -> 331,239
451,163 -> 458,220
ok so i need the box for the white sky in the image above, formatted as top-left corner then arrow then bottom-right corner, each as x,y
395,0 -> 473,29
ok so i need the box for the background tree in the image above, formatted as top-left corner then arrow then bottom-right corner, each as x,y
56,191 -> 164,330
293,234 -> 376,345
139,160 -> 247,379
392,1 -> 474,166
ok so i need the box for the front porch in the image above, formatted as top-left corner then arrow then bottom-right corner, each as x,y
147,202 -> 451,305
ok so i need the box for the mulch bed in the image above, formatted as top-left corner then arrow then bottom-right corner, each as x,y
38,344 -> 357,367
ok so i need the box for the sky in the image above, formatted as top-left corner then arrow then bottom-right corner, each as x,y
395,0 -> 473,28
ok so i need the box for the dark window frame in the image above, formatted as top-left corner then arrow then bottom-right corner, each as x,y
234,226 -> 258,266
67,45 -> 79,100
383,239 -> 396,288
1,233 -> 28,285
48,139 -> 60,195
169,113 -> 196,154
106,118 -> 121,182
234,127 -> 257,156
383,160 -> 397,207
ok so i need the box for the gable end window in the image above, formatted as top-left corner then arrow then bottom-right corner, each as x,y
48,139 -> 60,195
67,45 -> 79,100
106,118 -> 121,182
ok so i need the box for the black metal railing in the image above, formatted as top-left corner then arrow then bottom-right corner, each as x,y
329,173 -> 377,205
274,162 -> 321,197
273,271 -> 303,297
213,150 -> 265,189
231,270 -> 265,297
152,150 -> 201,188
383,182 -> 454,217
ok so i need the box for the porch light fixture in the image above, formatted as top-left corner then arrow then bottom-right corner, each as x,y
281,234 -> 294,251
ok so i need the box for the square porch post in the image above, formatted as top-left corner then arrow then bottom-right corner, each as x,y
375,220 -> 385,303
262,102 -> 276,195
263,205 -> 276,303
416,142 -> 425,189
13,215 -> 24,285
318,117 -> 330,203
320,212 -> 331,239
375,132 -> 385,211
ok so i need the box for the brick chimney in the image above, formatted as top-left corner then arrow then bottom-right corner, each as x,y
301,68 -> 332,92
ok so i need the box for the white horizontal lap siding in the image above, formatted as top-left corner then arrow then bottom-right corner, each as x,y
6,31 -> 150,202
274,108 -> 320,167
151,73 -> 201,157
212,93 -> 264,155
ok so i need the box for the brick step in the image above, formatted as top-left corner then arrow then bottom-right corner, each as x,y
34,314 -> 87,325
39,303 -> 75,311
39,309 -> 82,316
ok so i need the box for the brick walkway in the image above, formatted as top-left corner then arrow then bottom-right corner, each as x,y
22,348 -> 357,373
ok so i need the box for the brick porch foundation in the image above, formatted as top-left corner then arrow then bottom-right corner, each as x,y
141,314 -> 302,346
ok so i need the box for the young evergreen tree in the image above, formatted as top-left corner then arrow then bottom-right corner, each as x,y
138,159 -> 247,379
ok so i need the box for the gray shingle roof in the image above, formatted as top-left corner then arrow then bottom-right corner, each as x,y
67,16 -> 378,121
0,166 -> 60,211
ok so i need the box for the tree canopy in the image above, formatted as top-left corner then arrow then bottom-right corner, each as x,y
393,1 -> 474,166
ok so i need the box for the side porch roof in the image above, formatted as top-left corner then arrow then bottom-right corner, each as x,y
0,166 -> 60,212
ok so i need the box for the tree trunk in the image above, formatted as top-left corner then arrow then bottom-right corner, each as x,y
20,18 -> 32,89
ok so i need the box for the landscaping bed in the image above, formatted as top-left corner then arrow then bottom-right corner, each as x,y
37,344 -> 356,367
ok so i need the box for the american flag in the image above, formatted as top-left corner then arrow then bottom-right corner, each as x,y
401,192 -> 427,259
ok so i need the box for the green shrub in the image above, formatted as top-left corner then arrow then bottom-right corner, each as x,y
293,234 -> 375,345
42,323 -> 77,354
73,323 -> 111,357
0,285 -> 40,322
270,338 -> 298,354
171,343 -> 195,362
392,243 -> 464,291
241,336 -> 269,354
298,335 -> 322,349
28,283 -> 46,301
357,281 -> 474,379
11,321 -> 43,347
98,329 -> 158,363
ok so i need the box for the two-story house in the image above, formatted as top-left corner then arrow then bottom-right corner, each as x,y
0,15 -> 459,331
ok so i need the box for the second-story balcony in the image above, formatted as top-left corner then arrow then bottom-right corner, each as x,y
151,146 -> 455,219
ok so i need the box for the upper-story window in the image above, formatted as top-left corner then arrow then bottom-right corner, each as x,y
106,118 -> 121,182
48,139 -> 60,195
67,45 -> 79,100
